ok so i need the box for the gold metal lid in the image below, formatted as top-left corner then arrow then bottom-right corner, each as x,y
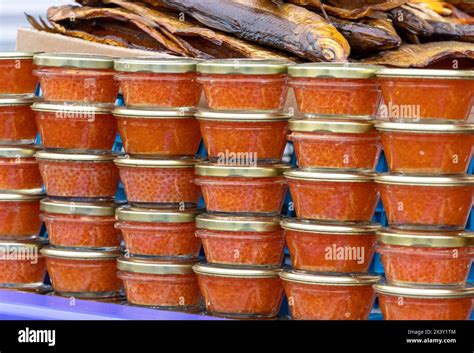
195,162 -> 290,178
289,118 -> 376,134
0,145 -> 40,158
34,53 -> 115,69
193,262 -> 281,278
374,283 -> 474,299
40,246 -> 121,259
288,63 -> 379,79
376,68 -> 474,80
0,188 -> 45,201
116,206 -> 202,223
114,57 -> 198,73
196,213 -> 282,232
32,102 -> 113,114
197,59 -> 289,75
114,156 -> 199,168
375,173 -> 474,187
35,151 -> 118,162
112,107 -> 195,118
40,198 -> 116,217
281,219 -> 381,234
284,169 -> 375,183
280,269 -> 380,286
376,228 -> 473,248
117,256 -> 196,275
195,109 -> 292,122
376,121 -> 474,134
0,52 -> 38,60
0,95 -> 35,106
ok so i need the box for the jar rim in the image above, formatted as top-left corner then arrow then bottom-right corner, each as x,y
116,205 -> 202,223
193,262 -> 281,278
196,213 -> 282,232
114,57 -> 198,73
117,256 -> 197,275
40,198 -> 117,216
288,62 -> 380,79
34,53 -> 115,69
281,219 -> 381,234
280,269 -> 381,286
195,162 -> 290,177
197,59 -> 289,75
374,283 -> 474,298
376,228 -> 474,248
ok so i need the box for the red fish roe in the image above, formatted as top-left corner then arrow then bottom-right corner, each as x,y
197,110 -> 290,163
0,146 -> 42,190
118,257 -> 201,309
36,151 -> 119,201
193,263 -> 284,319
34,53 -> 118,104
377,68 -> 474,121
197,59 -> 288,111
377,122 -> 474,174
376,174 -> 474,229
33,103 -> 117,152
376,229 -> 474,286
196,214 -> 284,267
195,163 -> 289,214
116,206 -> 201,258
0,53 -> 38,95
281,271 -> 379,320
282,219 -> 380,273
289,118 -> 381,170
285,169 -> 378,222
0,96 -> 37,144
0,241 -> 46,285
0,190 -> 44,238
41,247 -> 122,297
375,284 -> 474,320
288,63 -> 381,117
115,157 -> 200,206
40,199 -> 119,249
113,107 -> 201,156
114,58 -> 201,108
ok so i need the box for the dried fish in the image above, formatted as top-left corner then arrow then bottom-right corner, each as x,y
288,0 -> 409,20
391,4 -> 474,43
329,15 -> 401,53
444,0 -> 474,15
147,0 -> 350,61
362,40 -> 474,67
104,0 -> 297,60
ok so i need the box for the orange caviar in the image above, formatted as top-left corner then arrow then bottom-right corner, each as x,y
115,157 -> 200,206
197,110 -> 290,163
0,241 -> 46,285
196,214 -> 284,267
114,108 -> 201,156
0,53 -> 38,95
42,247 -> 122,296
375,284 -> 474,320
282,219 -> 379,273
34,53 -> 118,104
0,146 -> 42,190
289,119 -> 381,170
377,123 -> 474,174
376,229 -> 474,286
195,163 -> 289,214
33,103 -> 117,152
376,175 -> 474,229
118,257 -> 201,309
37,152 -> 119,201
286,170 -> 378,222
194,263 -> 284,319
288,63 -> 381,117
281,271 -> 379,320
116,206 -> 201,258
0,97 -> 37,144
114,58 -> 201,108
41,199 -> 119,249
0,190 -> 44,238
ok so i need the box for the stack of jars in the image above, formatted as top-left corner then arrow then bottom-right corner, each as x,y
190,59 -> 292,319
0,52 -> 48,294
280,63 -> 384,320
29,53 -> 123,301
111,58 -> 204,312
373,68 -> 474,320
